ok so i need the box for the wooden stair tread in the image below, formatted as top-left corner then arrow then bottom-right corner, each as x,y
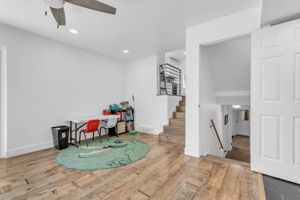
170,118 -> 185,122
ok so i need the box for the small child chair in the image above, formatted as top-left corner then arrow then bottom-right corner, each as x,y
100,117 -> 118,140
79,120 -> 101,147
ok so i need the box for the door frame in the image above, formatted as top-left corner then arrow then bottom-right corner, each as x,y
0,46 -> 7,158
185,8 -> 261,157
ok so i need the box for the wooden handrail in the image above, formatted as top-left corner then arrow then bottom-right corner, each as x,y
210,119 -> 224,150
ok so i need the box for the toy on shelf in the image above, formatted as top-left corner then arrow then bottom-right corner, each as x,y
119,101 -> 129,109
103,109 -> 111,115
109,104 -> 119,111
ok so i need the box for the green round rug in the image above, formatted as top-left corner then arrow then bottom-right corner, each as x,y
56,138 -> 149,170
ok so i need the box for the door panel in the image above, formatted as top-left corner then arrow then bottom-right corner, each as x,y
261,115 -> 281,160
295,54 -> 300,101
261,57 -> 281,101
294,117 -> 300,165
252,19 -> 300,184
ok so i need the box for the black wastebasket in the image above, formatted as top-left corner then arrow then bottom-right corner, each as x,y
51,126 -> 69,150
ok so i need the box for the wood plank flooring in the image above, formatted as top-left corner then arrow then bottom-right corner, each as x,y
0,133 -> 264,200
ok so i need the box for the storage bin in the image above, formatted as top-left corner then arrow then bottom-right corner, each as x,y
51,126 -> 69,150
117,122 -> 126,134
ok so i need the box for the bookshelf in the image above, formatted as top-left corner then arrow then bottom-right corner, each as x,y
108,107 -> 135,135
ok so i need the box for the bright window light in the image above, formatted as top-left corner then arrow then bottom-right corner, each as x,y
69,29 -> 79,34
232,105 -> 242,109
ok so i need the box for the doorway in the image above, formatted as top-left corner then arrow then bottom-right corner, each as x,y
226,106 -> 251,163
202,35 -> 252,163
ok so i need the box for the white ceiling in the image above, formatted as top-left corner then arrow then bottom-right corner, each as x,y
205,35 -> 251,91
261,0 -> 300,26
0,0 -> 261,61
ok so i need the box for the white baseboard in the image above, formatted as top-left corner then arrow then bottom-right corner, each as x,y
137,125 -> 162,135
6,141 -> 53,158
184,147 -> 200,158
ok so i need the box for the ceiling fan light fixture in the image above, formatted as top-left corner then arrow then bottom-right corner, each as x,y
69,29 -> 79,34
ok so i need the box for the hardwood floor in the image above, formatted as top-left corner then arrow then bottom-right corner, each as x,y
226,135 -> 250,163
0,133 -> 264,200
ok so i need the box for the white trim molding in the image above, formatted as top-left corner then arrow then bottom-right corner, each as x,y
0,46 -> 7,158
6,141 -> 53,158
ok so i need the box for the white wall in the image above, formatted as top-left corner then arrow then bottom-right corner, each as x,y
0,46 -> 7,158
199,48 -> 224,157
185,7 -> 261,157
167,96 -> 181,120
0,24 -> 126,157
261,0 -> 300,26
206,36 -> 251,91
125,55 -> 166,134
205,36 -> 251,105
221,105 -> 235,152
0,49 -> 1,156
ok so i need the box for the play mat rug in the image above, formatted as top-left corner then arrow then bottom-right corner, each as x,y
56,137 -> 149,170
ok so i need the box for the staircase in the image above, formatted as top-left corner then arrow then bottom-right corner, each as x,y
159,97 -> 185,145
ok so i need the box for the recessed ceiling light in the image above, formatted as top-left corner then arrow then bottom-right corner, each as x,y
232,105 -> 242,109
183,51 -> 186,55
123,50 -> 129,54
69,29 -> 79,34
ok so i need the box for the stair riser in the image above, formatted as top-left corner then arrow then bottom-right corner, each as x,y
169,122 -> 185,127
176,106 -> 185,112
173,112 -> 185,119
164,125 -> 185,130
163,128 -> 185,135
159,135 -> 185,145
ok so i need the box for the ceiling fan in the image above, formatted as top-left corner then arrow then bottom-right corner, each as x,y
45,0 -> 117,27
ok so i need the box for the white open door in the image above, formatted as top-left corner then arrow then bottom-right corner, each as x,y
251,19 -> 300,184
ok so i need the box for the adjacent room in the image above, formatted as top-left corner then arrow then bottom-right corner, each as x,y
1,0 -> 300,199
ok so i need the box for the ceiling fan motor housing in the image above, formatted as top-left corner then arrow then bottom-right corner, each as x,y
45,0 -> 64,8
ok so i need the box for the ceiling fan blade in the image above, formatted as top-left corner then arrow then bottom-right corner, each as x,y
65,0 -> 116,15
50,7 -> 66,26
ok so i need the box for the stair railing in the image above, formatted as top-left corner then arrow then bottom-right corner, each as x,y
158,64 -> 182,96
209,119 -> 225,151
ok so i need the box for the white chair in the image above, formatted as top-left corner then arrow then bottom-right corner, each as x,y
100,118 -> 118,141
